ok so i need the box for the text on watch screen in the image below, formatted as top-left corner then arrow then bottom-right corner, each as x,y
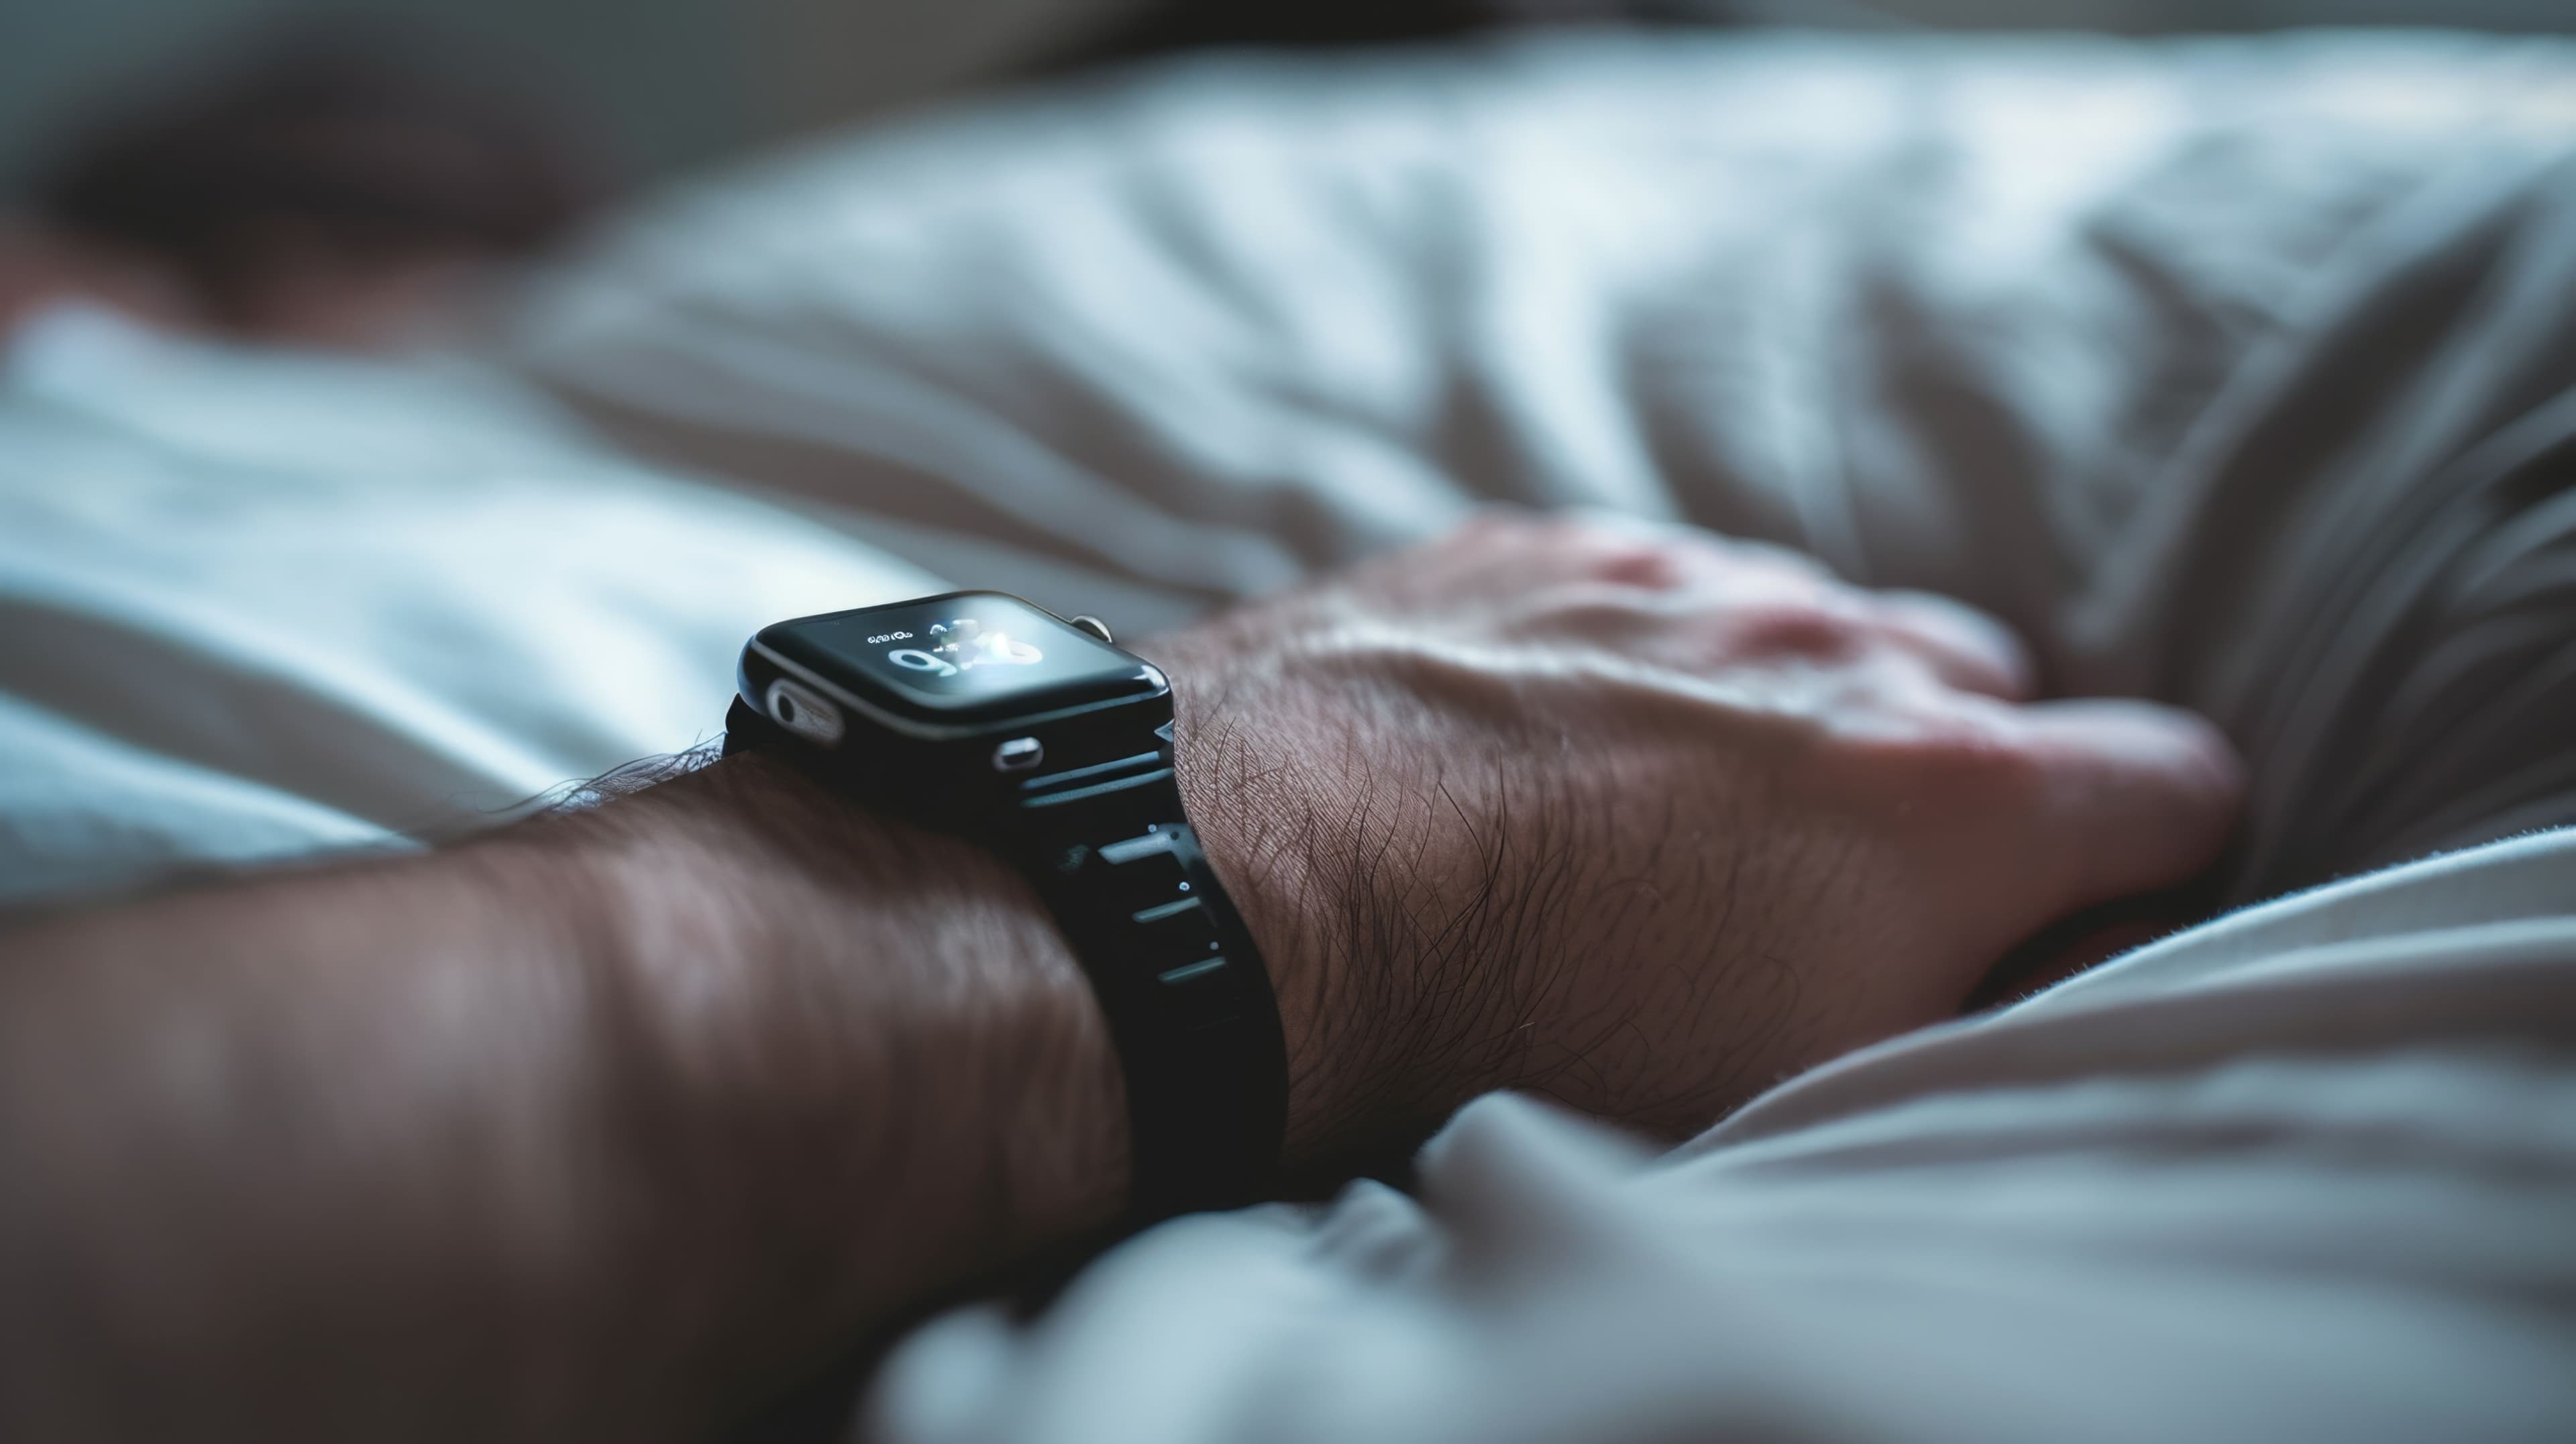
806,598 -> 1137,709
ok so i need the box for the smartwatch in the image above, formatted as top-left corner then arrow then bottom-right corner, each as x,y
721,591 -> 1286,1218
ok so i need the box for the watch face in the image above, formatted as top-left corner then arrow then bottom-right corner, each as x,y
753,592 -> 1163,732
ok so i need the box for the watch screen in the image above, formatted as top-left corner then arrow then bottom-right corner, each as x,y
756,592 -> 1162,729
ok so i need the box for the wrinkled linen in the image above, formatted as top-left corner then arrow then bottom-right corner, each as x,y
519,28 -> 2576,902
0,307 -> 935,906
2,28 -> 2573,1444
872,828 -> 2576,1444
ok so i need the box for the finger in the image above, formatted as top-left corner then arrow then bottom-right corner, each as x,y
1438,510 -> 1685,592
1560,509 -> 1838,590
1872,590 -> 2037,701
2006,699 -> 2245,912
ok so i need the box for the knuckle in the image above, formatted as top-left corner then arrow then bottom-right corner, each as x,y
1468,511 -> 1698,590
1583,539 -> 1688,589
1456,508 -> 1536,541
1532,513 -> 1613,550
1726,597 -> 1870,658
1442,509 -> 1550,560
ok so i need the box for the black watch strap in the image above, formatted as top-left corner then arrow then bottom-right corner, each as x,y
722,698 -> 1287,1219
1011,752 -> 1287,1218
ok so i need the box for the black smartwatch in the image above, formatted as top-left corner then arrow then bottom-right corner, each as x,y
721,591 -> 1286,1218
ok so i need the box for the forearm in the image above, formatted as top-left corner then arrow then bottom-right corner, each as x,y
0,755 -> 1124,1439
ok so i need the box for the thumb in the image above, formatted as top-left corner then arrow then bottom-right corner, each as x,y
2008,699 -> 2246,914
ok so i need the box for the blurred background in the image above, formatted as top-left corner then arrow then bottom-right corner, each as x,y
7,0 -> 2572,192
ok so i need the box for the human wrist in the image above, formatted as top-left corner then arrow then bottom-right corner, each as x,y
1162,720 -> 1335,1168
524,754 -> 1131,1300
1154,656 -> 1503,1176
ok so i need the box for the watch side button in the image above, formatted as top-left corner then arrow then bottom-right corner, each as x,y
765,678 -> 845,745
1069,615 -> 1114,644
992,737 -> 1044,772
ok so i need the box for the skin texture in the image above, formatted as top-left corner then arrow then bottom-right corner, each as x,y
1155,515 -> 2243,1159
0,517 -> 2241,1437
0,759 -> 1125,1439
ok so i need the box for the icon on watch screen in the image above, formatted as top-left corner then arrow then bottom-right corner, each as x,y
886,617 -> 1042,680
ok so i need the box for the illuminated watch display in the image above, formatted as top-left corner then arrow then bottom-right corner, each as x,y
749,591 -> 1165,732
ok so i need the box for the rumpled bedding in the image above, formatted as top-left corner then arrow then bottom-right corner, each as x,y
873,829 -> 2576,1444
3,26 -> 2573,1443
517,27 -> 2576,901
0,308 -> 934,905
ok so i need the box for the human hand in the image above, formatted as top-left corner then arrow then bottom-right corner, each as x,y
1139,514 -> 2243,1162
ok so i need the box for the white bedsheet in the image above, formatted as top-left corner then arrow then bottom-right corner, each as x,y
0,305 -> 935,906
871,828 -> 2576,1443
3,27 -> 2573,1444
